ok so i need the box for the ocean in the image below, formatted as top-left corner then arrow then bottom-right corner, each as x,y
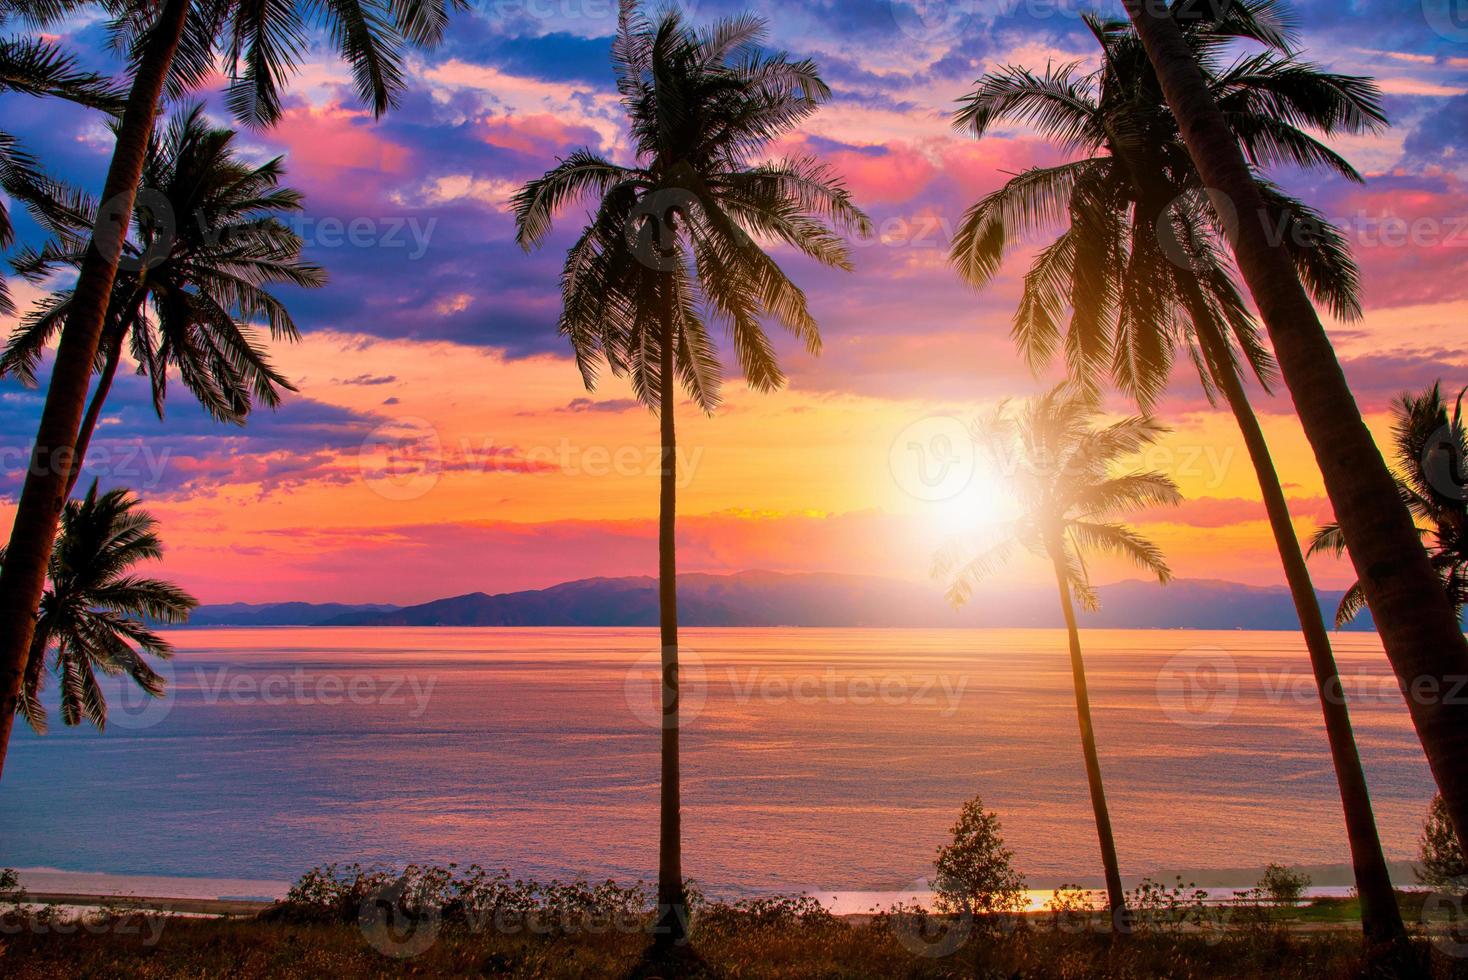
0,627 -> 1439,899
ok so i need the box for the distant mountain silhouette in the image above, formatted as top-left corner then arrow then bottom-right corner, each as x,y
187,601 -> 400,627
240,571 -> 1379,631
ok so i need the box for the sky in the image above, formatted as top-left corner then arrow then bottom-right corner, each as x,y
1,0 -> 1465,605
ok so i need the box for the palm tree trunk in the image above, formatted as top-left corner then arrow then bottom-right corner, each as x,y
0,0 -> 189,784
1123,0 -> 1468,850
654,290 -> 685,948
1189,317 -> 1406,945
65,331 -> 124,500
1048,541 -> 1130,932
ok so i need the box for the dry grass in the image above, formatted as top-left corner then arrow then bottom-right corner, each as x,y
2,908 -> 1466,979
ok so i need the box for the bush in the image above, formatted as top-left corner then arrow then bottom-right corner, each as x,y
264,863 -> 656,934
1417,793 -> 1468,893
931,794 -> 1027,919
1257,864 -> 1310,905
695,893 -> 841,934
1129,876 -> 1216,933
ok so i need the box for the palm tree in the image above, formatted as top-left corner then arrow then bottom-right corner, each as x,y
512,0 -> 869,946
0,0 -> 458,781
0,481 -> 195,733
935,389 -> 1181,930
0,103 -> 325,497
1311,383 -> 1468,627
0,33 -> 123,314
950,2 -> 1404,944
1121,0 -> 1468,862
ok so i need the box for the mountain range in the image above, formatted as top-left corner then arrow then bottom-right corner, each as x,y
182,571 -> 1385,631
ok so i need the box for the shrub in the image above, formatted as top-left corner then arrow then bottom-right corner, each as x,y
1128,876 -> 1214,933
263,863 -> 656,935
931,794 -> 1027,919
1417,793 -> 1468,894
1043,883 -> 1097,932
695,893 -> 841,934
1257,864 -> 1311,905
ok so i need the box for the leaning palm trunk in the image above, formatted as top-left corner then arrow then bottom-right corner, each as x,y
656,296 -> 685,946
65,332 -> 124,499
1184,294 -> 1405,944
0,0 -> 190,782
1122,0 -> 1468,851
1048,542 -> 1129,931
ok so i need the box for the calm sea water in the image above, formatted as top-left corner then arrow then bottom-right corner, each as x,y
0,628 -> 1439,895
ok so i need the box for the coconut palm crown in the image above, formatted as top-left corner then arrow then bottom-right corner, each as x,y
1,481 -> 196,733
512,0 -> 870,411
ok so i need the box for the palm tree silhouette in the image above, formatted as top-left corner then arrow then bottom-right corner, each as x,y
0,480 -> 196,733
0,34 -> 123,315
1311,382 -> 1468,626
1,103 -> 325,497
935,389 -> 1180,930
513,0 -> 868,946
950,1 -> 1403,943
0,0 -> 460,781
1121,0 -> 1468,874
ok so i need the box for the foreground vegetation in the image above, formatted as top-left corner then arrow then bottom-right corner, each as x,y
3,896 -> 1466,979
5,856 -> 1468,979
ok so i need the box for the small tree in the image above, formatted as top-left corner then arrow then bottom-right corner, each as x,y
1418,794 -> 1468,893
932,795 -> 1027,918
1257,864 -> 1311,905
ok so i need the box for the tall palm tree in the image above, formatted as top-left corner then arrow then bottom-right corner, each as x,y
1,103 -> 325,497
0,0 -> 459,781
512,0 -> 869,946
0,480 -> 195,733
935,389 -> 1181,930
1121,0 -> 1468,861
950,2 -> 1404,944
0,33 -> 123,313
1311,382 -> 1468,627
